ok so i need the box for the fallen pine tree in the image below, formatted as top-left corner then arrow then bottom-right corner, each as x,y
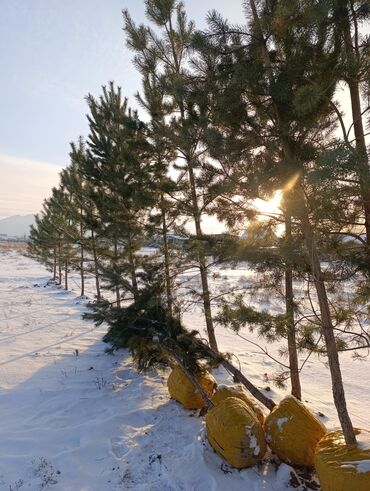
84,264 -> 276,412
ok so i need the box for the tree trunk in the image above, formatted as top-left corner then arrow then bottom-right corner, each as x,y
53,246 -> 57,281
169,350 -> 214,409
285,212 -> 302,400
80,217 -> 85,297
187,162 -> 218,352
342,5 -> 370,247
64,258 -> 68,291
91,230 -> 101,301
58,239 -> 62,286
127,232 -> 139,302
295,186 -> 356,444
348,78 -> 370,247
203,345 -> 276,410
160,194 -> 173,314
113,239 -> 121,308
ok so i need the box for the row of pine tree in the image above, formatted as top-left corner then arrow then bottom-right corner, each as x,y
28,0 -> 370,446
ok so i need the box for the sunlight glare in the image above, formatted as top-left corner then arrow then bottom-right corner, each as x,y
253,190 -> 283,217
283,172 -> 300,194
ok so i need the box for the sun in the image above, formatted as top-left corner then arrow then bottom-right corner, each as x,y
253,190 -> 283,218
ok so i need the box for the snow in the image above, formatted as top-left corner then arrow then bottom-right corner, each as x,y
340,430 -> 370,475
357,430 -> 370,451
136,247 -> 159,257
276,417 -> 291,431
247,432 -> 260,456
0,247 -> 369,490
341,460 -> 370,474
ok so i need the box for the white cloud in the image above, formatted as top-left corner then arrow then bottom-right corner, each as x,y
0,153 -> 63,218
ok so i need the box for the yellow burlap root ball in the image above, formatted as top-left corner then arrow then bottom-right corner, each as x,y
315,428 -> 370,491
167,365 -> 216,409
206,396 -> 267,469
211,384 -> 265,425
264,395 -> 326,466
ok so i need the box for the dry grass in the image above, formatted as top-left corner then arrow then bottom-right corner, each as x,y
0,242 -> 28,251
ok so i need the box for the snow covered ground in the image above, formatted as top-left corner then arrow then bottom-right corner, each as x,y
0,248 -> 369,490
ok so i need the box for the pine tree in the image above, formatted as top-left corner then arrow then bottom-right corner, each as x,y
136,72 -> 179,315
60,145 -> 87,297
123,0 -> 221,351
193,0 -> 357,443
332,1 -> 370,247
191,6 -> 306,400
82,82 -> 155,307
251,0 -> 357,444
28,212 -> 59,280
304,2 -> 370,283
68,139 -> 103,301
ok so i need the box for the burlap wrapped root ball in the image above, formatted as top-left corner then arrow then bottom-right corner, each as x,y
315,428 -> 370,491
167,365 -> 217,409
212,384 -> 265,425
264,395 -> 326,466
206,396 -> 267,468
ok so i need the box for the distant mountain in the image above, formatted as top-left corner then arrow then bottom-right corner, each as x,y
0,214 -> 35,238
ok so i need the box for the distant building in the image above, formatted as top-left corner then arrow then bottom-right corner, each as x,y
0,233 -> 28,243
147,232 -> 188,248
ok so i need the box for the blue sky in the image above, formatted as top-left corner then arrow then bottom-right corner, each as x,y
0,0 -> 245,217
